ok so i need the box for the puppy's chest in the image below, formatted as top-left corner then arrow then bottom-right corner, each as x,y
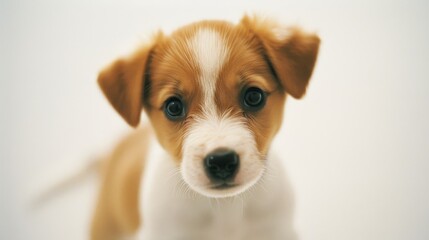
165,199 -> 250,239
143,192 -> 275,240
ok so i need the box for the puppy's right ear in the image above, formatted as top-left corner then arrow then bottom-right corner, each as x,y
98,34 -> 161,127
240,15 -> 320,99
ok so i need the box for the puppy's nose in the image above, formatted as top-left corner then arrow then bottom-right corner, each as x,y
204,148 -> 239,182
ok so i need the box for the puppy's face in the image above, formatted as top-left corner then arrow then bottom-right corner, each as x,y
98,16 -> 320,198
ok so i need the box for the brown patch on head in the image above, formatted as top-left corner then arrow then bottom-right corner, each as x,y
211,23 -> 286,155
143,24 -> 204,161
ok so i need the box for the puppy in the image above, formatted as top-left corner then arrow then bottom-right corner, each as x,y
91,15 -> 320,240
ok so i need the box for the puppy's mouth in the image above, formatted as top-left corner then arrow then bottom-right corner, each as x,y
210,182 -> 238,190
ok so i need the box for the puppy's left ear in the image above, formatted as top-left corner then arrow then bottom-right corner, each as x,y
241,15 -> 320,99
98,34 -> 161,127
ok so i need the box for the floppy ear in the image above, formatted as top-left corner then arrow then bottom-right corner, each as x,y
98,36 -> 160,127
241,15 -> 320,99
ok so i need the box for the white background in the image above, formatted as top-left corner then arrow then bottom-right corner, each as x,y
1,0 -> 429,239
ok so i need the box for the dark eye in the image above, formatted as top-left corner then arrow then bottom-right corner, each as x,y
164,97 -> 186,120
242,87 -> 266,111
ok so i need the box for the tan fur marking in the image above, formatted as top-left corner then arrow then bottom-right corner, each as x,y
91,127 -> 151,240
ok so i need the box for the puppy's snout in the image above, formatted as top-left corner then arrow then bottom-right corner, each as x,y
204,148 -> 239,182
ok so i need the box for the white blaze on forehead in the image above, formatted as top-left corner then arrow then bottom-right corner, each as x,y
187,28 -> 229,112
183,29 -> 263,197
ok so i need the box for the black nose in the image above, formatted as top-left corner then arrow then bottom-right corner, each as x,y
204,148 -> 239,182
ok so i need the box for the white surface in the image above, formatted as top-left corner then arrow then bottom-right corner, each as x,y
1,0 -> 429,240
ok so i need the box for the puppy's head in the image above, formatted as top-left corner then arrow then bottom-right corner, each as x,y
98,15 -> 320,198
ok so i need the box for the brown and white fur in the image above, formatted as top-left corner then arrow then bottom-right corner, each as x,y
91,15 -> 320,240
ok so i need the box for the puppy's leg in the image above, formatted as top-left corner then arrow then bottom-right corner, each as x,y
91,126 -> 151,240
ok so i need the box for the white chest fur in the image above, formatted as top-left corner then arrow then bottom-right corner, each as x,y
136,144 -> 297,240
